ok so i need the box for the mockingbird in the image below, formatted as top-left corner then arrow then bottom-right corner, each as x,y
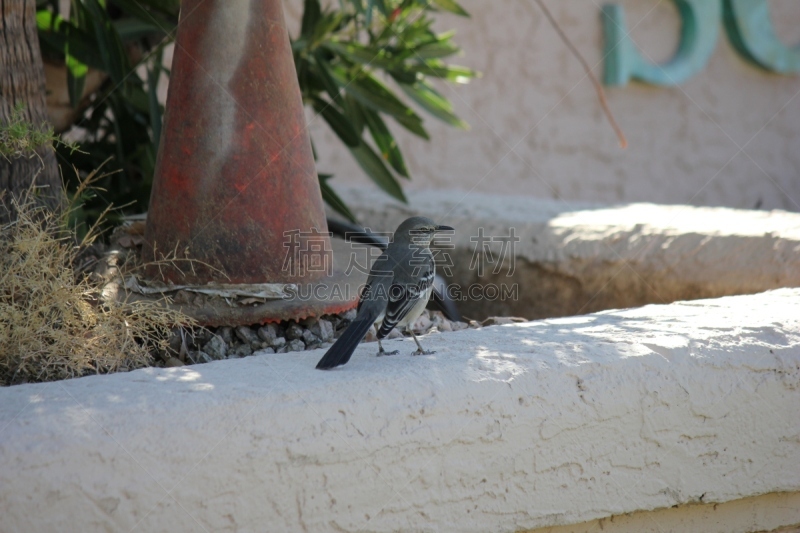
315,216 -> 454,370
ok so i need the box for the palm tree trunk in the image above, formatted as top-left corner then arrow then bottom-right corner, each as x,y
0,0 -> 63,223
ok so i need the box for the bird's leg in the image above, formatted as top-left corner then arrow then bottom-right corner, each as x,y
376,338 -> 399,357
409,328 -> 435,356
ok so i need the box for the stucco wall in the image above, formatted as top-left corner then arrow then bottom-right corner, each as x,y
1,289 -> 799,532
282,0 -> 800,211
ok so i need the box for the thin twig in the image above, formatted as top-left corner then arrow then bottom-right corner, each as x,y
534,0 -> 628,149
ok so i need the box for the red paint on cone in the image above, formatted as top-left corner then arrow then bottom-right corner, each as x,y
144,0 -> 330,286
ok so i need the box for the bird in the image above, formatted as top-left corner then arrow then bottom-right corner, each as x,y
315,216 -> 454,370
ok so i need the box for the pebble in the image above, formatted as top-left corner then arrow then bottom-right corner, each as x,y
219,326 -> 233,345
203,335 -> 227,359
387,328 -> 404,340
482,316 -> 528,326
235,326 -> 262,348
175,308 -> 510,368
285,322 -> 304,340
287,339 -> 305,352
412,315 -> 432,335
257,324 -> 282,345
232,344 -> 253,358
311,319 -> 334,342
189,351 -> 213,364
302,328 -> 320,347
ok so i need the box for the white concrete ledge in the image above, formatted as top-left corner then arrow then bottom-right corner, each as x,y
2,289 -> 800,532
334,186 -> 800,319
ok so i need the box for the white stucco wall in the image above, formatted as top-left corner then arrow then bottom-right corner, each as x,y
283,0 -> 800,211
1,289 -> 799,532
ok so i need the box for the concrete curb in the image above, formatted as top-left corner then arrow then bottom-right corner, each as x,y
333,186 -> 800,319
1,289 -> 799,532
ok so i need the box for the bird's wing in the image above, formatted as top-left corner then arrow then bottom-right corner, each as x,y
376,260 -> 434,338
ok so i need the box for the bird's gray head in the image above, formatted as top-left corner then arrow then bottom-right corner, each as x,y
393,216 -> 454,247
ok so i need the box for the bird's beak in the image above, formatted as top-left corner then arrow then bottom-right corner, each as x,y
435,224 -> 454,232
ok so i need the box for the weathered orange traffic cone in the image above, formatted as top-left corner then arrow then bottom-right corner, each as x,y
142,0 -> 356,325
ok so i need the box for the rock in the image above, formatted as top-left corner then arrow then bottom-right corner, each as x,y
219,326 -> 233,345
232,344 -> 254,358
412,315 -> 432,335
387,328 -> 404,340
468,320 -> 482,329
342,308 -> 358,321
203,335 -> 227,360
302,328 -> 320,347
272,337 -> 287,349
235,326 -> 262,348
276,345 -> 290,354
452,321 -> 470,331
258,347 -> 275,355
257,324 -> 282,345
167,329 -> 183,355
287,339 -> 305,352
189,351 -> 213,364
285,322 -> 304,340
164,357 -> 184,367
481,316 -> 528,327
311,319 -> 335,342
364,325 -> 377,343
437,320 -> 453,332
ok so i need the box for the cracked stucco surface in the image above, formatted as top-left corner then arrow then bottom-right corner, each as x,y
1,289 -> 799,532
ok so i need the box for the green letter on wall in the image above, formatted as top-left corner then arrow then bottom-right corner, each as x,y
602,0 -> 721,86
724,0 -> 800,74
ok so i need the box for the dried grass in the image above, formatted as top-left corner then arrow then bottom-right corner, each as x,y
0,184 -> 194,386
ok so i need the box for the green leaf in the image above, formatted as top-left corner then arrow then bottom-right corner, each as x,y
313,98 -> 361,147
322,41 -> 396,69
319,174 -> 358,223
332,69 -> 429,139
413,40 -> 459,60
406,62 -> 478,83
82,0 -> 129,86
431,0 -> 470,17
349,142 -> 407,202
399,80 -> 468,129
362,107 -> 409,178
301,0 -> 321,37
313,53 -> 344,104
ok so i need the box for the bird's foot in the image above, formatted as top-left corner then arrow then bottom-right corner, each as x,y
377,349 -> 399,357
412,349 -> 435,356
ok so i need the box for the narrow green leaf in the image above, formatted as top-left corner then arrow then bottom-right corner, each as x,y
313,98 -> 361,147
399,80 -> 468,129
82,0 -> 129,86
406,62 -> 478,83
301,0 -> 321,37
322,41 -> 396,69
362,107 -> 409,178
331,69 -> 429,139
319,174 -> 358,223
431,0 -> 470,17
349,143 -> 407,203
413,40 -> 459,60
313,53 -> 344,104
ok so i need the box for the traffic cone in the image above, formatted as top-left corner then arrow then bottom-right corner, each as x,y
142,0 -> 356,325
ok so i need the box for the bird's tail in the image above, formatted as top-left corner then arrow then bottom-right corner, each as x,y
315,308 -> 379,370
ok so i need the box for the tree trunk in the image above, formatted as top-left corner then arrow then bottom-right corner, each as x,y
0,0 -> 63,223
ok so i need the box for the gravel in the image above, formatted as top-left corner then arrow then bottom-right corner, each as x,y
160,309 -> 510,368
